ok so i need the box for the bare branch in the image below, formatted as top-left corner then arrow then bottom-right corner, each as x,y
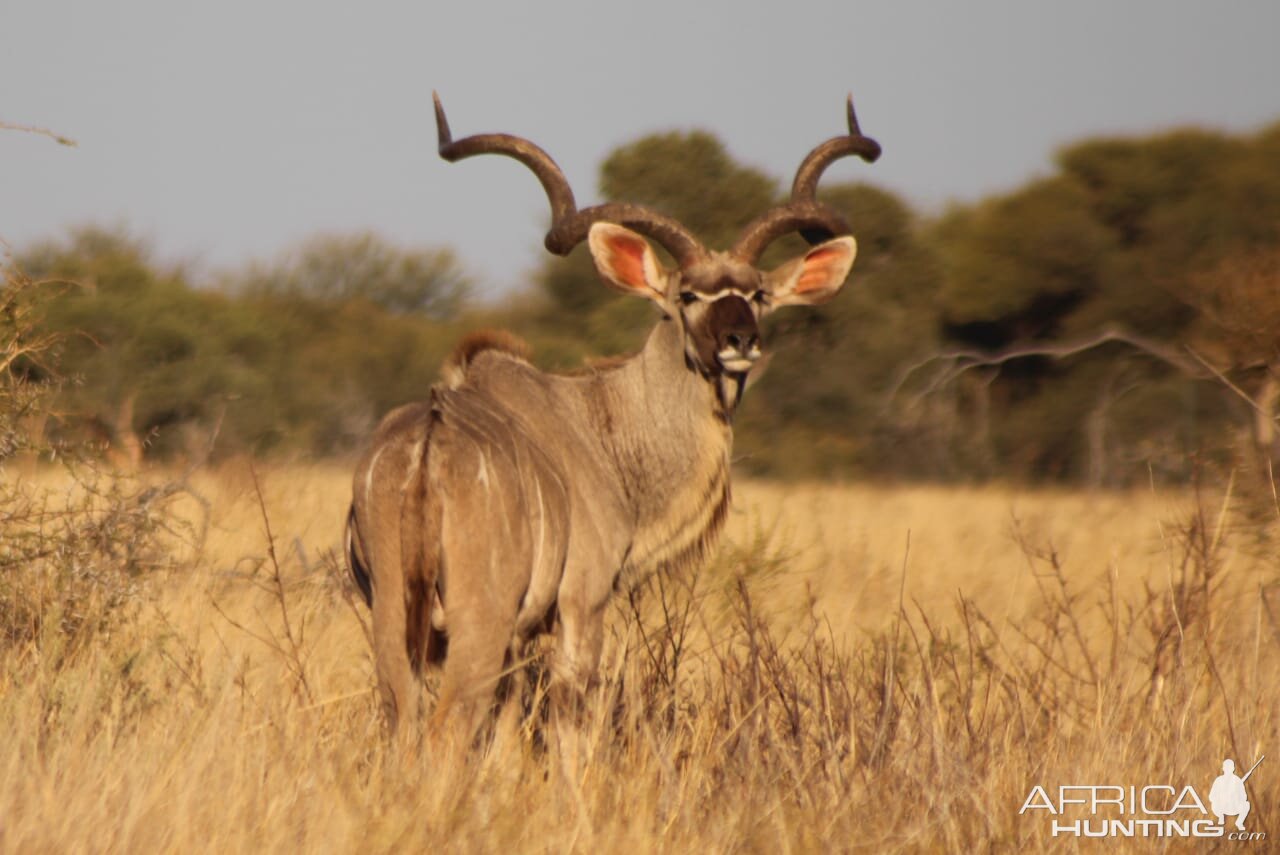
888,325 -> 1208,413
1184,346 -> 1279,423
0,121 -> 77,147
883,324 -> 1280,429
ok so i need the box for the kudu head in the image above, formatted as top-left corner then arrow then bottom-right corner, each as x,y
433,93 -> 881,410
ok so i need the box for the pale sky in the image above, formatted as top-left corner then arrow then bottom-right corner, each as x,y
3,1 -> 1279,296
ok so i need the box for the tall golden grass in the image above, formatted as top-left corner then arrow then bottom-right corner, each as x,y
2,459 -> 1276,852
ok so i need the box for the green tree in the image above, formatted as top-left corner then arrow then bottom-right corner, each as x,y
1187,246 -> 1280,484
935,177 -> 1119,341
924,122 -> 1280,483
22,227 -> 469,462
238,232 -> 470,320
22,228 -> 238,463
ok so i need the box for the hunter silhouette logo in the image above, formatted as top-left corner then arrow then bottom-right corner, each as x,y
1210,756 -> 1264,832
1019,754 -> 1267,840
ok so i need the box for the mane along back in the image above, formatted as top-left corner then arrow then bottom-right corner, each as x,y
441,329 -> 532,389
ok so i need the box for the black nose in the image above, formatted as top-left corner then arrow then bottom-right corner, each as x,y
709,295 -> 760,355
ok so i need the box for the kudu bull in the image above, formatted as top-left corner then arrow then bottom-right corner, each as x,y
347,94 -> 880,739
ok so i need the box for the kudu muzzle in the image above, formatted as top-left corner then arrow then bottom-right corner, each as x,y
710,296 -> 762,374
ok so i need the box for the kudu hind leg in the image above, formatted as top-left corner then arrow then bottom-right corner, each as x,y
429,486 -> 528,748
364,526 -> 420,734
430,617 -> 515,749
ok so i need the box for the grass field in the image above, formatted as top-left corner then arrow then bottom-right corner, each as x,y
2,461 -> 1277,852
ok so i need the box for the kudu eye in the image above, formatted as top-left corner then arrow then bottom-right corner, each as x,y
678,292 -> 698,306
751,290 -> 768,305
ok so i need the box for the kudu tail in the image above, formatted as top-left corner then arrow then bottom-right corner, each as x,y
345,505 -> 373,607
400,417 -> 444,676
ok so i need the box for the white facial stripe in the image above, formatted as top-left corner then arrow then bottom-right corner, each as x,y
686,287 -> 756,303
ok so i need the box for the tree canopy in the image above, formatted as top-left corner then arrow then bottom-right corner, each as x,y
20,228 -> 463,460
12,117 -> 1280,484
235,232 -> 469,319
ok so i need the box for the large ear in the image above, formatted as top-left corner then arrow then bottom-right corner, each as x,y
588,222 -> 668,303
763,236 -> 857,307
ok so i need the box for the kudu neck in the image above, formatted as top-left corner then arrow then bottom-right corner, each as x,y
570,314 -> 734,495
599,314 -> 734,576
631,315 -> 727,422
589,315 -> 731,480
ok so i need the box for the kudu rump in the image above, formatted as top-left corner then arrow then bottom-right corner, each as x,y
347,94 -> 880,738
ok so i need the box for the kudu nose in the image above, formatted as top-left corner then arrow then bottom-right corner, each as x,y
716,327 -> 762,375
727,327 -> 752,350
721,331 -> 759,355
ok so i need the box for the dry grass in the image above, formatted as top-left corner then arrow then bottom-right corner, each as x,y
1,460 -> 1277,852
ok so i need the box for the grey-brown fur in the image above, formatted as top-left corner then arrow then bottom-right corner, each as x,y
349,313 -> 734,737
347,97 -> 876,740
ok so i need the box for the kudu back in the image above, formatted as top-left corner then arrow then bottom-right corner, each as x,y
347,94 -> 880,739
